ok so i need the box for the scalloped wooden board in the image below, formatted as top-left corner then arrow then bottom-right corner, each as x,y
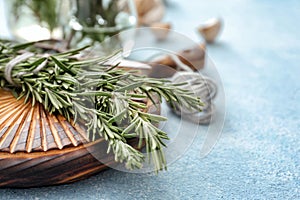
0,89 -> 159,188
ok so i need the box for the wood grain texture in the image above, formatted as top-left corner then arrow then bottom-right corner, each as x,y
0,89 -> 159,188
0,90 -> 86,153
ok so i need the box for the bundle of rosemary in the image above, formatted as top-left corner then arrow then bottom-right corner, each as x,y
0,41 -> 203,172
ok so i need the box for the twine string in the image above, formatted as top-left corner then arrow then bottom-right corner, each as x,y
170,56 -> 218,125
4,52 -> 35,86
4,52 -> 49,86
145,51 -> 218,124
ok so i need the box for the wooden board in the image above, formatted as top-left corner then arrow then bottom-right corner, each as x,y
0,89 -> 160,188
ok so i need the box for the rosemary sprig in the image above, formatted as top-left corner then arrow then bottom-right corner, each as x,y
0,41 -> 203,172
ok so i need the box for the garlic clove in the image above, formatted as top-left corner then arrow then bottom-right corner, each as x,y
135,0 -> 165,26
150,22 -> 171,41
198,18 -> 223,43
135,0 -> 156,16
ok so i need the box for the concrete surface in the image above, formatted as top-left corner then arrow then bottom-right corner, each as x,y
0,0 -> 299,199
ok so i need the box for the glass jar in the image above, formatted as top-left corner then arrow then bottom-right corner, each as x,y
68,0 -> 137,47
5,0 -> 70,42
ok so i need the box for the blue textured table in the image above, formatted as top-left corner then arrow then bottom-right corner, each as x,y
0,0 -> 300,199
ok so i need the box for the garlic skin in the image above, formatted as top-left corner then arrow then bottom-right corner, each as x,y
198,18 -> 223,43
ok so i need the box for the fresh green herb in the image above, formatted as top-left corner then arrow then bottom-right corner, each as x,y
70,0 -> 133,45
0,41 -> 203,172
